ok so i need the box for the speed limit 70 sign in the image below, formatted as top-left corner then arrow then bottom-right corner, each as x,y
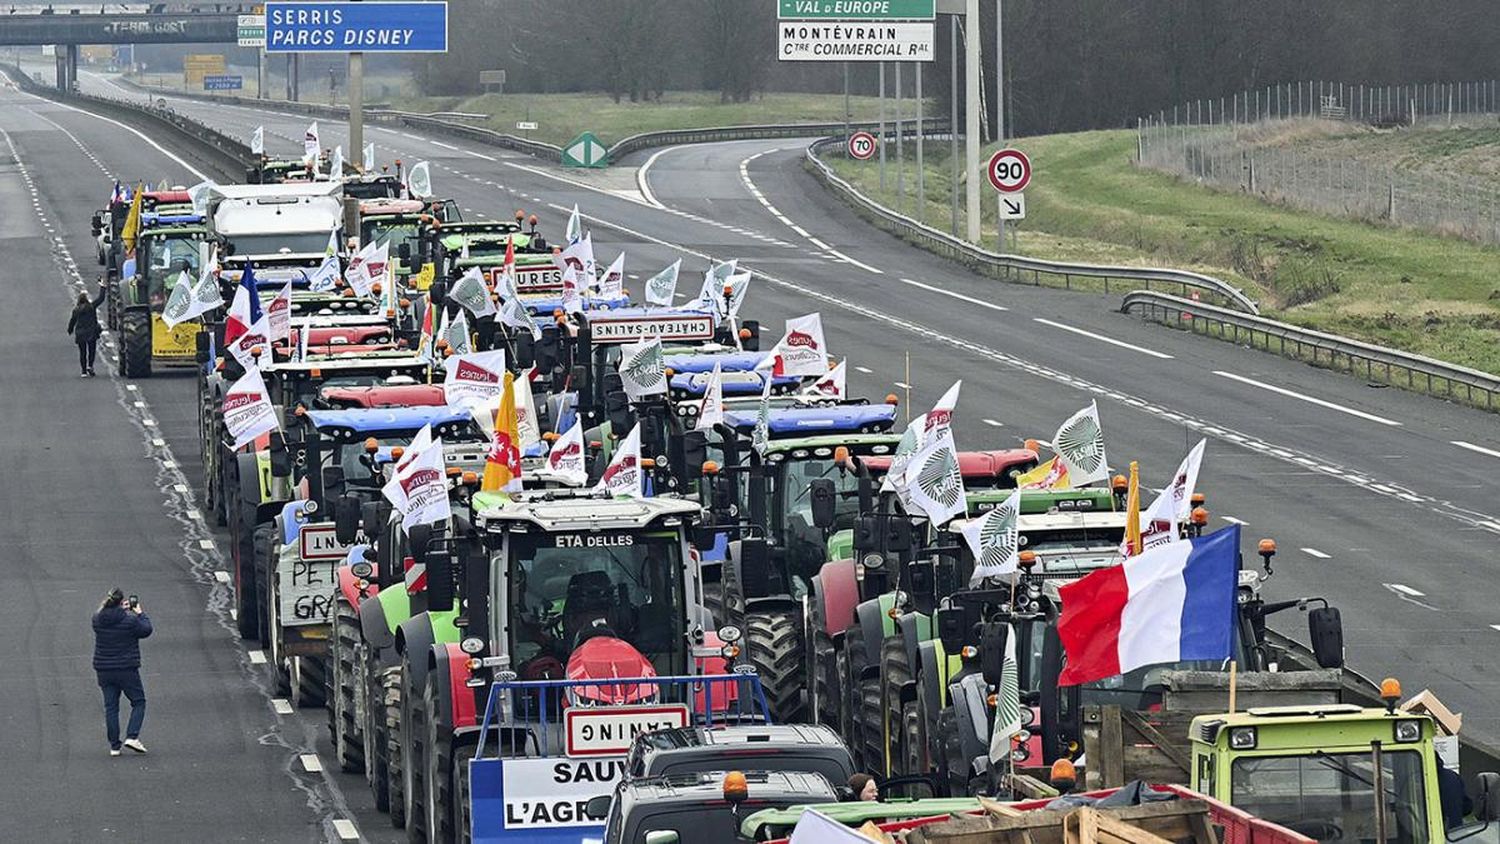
987,148 -> 1031,193
847,130 -> 878,161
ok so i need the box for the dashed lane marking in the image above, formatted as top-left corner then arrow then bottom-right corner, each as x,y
1301,547 -> 1331,559
1212,371 -> 1403,427
1453,440 -> 1500,460
248,650 -> 267,664
333,819 -> 359,840
983,418 -> 1004,427
272,699 -> 294,715
213,569 -> 230,581
1384,583 -> 1424,597
1034,318 -> 1173,359
900,277 -> 1008,313
300,754 -> 323,772
1222,516 -> 1249,526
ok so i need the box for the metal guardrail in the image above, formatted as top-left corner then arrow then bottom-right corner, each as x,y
1122,290 -> 1500,411
606,118 -> 948,160
804,136 -> 1263,315
3,65 -> 252,181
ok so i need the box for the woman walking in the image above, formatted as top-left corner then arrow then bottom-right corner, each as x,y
67,281 -> 109,377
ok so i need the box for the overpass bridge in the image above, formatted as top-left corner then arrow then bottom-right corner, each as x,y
0,11 -> 241,90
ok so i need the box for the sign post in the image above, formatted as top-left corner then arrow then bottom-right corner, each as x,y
265,3 -> 448,177
987,147 -> 1030,250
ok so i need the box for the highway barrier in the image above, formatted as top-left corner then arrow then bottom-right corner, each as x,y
1122,290 -> 1500,411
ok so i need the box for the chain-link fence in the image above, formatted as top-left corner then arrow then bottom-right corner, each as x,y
1136,80 -> 1500,245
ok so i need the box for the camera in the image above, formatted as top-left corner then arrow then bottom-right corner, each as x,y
127,594 -> 139,609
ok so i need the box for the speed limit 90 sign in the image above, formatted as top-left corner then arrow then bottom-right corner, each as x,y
987,148 -> 1031,192
847,130 -> 877,161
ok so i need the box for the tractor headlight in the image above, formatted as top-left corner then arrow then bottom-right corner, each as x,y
1394,719 -> 1422,743
459,636 -> 485,655
1229,727 -> 1257,750
861,553 -> 883,570
716,625 -> 742,644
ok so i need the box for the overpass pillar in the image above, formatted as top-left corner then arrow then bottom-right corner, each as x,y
65,44 -> 78,92
54,49 -> 66,90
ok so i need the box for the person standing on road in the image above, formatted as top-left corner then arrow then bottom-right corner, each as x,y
67,281 -> 109,377
92,588 -> 152,756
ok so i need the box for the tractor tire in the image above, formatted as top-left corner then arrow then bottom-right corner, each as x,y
858,672 -> 884,776
880,634 -> 911,777
701,581 -> 724,625
403,662 -> 428,841
744,610 -> 806,723
291,656 -> 328,709
809,593 -> 838,728
383,665 -> 407,827
842,624 -> 869,770
424,673 -> 456,844
453,744 -> 477,844
121,309 -> 151,378
255,526 -> 277,652
331,595 -> 365,774
230,480 -> 259,642
902,700 -> 926,783
937,706 -> 966,797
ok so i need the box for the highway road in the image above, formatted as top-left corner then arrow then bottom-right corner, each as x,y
2,69 -> 1497,836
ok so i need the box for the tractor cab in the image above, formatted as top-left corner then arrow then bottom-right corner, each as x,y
413,217 -> 554,297
111,218 -> 215,377
341,172 -> 406,201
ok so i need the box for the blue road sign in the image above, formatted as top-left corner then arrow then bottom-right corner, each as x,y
265,2 -> 448,53
203,75 -> 244,91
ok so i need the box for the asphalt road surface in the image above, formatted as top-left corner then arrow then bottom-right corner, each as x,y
2,69 -> 1497,839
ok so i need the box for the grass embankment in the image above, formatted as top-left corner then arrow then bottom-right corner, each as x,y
831,129 -> 1500,375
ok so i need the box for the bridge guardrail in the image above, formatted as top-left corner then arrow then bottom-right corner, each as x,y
1122,290 -> 1500,411
804,136 -> 1262,315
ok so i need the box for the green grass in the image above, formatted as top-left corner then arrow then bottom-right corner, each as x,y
380,90 -> 897,148
831,130 -> 1500,375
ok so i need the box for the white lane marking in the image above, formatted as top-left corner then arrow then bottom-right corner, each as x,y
1033,318 -> 1174,359
1453,440 -> 1500,460
899,277 -> 1008,312
400,132 -> 428,141
16,90 -> 207,180
1492,625 -> 1500,633
894,381 -> 913,389
430,140 -> 459,151
983,418 -> 1004,427
300,754 -> 323,772
272,699 -> 294,715
1385,583 -> 1425,597
503,160 -> 653,207
1212,371 -> 1403,427
463,148 -> 497,162
855,366 -> 873,374
1222,516 -> 1249,526
807,236 -> 831,249
248,649 -> 267,664
1301,547 -> 1331,559
333,819 -> 359,840
637,144 -> 685,210
214,570 -> 230,582
827,248 -> 883,274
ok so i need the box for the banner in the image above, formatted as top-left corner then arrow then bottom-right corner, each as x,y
222,367 -> 279,449
303,121 -> 319,162
618,337 -> 666,401
900,426 -> 964,526
542,417 -> 588,486
695,363 -> 725,432
1052,400 -> 1109,486
442,349 -> 507,407
596,253 -> 625,299
803,359 -> 846,399
643,259 -> 681,306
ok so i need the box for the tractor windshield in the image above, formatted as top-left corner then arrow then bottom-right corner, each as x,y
143,234 -> 201,305
506,530 -> 686,680
364,221 -> 418,255
780,458 -> 863,533
1230,749 -> 1428,844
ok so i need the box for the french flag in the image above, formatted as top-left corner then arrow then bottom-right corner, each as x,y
1056,525 -> 1239,686
223,263 -> 263,348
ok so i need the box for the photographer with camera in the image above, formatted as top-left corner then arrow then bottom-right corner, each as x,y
92,588 -> 152,756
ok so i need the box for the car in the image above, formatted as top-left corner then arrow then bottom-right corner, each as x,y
593,770 -> 840,844
625,723 -> 856,787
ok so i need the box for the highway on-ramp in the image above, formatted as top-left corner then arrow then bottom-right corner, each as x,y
1,69 -> 1496,836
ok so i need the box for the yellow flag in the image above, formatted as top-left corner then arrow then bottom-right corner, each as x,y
1124,460 -> 1142,556
1015,455 -> 1070,490
481,371 -> 522,493
121,183 -> 144,255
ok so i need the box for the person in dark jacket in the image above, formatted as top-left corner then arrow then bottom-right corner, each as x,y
67,281 -> 109,377
92,588 -> 152,756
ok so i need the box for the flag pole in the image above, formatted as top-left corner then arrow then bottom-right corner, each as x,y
1228,660 -> 1239,712
904,350 -> 912,424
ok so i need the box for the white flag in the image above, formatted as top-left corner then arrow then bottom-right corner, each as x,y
346,240 -> 388,298
724,272 -> 751,318
305,252 -> 340,293
406,160 -> 433,198
987,626 -> 1024,763
161,266 -> 223,329
751,371 -> 773,458
330,145 -> 344,178
516,368 -> 541,449
900,426 -> 965,527
363,142 -> 375,171
251,125 -> 264,155
770,313 -> 828,377
594,423 -> 643,499
222,367 -> 280,449
1132,439 -> 1207,555
882,411 -> 929,497
695,363 -> 725,432
789,810 -> 872,844
644,259 -> 681,306
441,309 -> 473,355
1052,400 -> 1109,486
227,313 -> 271,371
596,252 -> 625,298
618,337 -> 666,401
303,121 -> 320,162
554,233 -> 592,276
187,180 -> 215,217
449,267 -> 496,317
803,359 -> 847,399
543,417 -> 588,486
267,281 -> 293,346
442,349 -> 507,407
560,266 -> 585,315
565,204 -> 582,244
382,435 -> 451,532
496,294 -> 542,341
925,379 -> 962,435
964,489 -> 1020,585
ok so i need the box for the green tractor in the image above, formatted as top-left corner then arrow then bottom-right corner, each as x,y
107,211 -> 213,378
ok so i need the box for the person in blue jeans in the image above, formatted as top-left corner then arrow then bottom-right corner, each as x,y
92,588 -> 153,756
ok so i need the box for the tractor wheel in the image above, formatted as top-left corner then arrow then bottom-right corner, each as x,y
902,700 -> 926,783
230,478 -> 259,641
880,634 -> 911,777
424,673 -> 456,844
291,655 -> 327,709
858,671 -> 884,776
403,662 -> 428,840
383,665 -> 406,827
331,595 -> 365,774
744,610 -> 806,723
701,580 -> 724,625
121,309 -> 151,378
809,593 -> 838,728
452,744 -> 477,844
937,706 -> 966,797
842,624 -> 868,770
255,526 -> 277,654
